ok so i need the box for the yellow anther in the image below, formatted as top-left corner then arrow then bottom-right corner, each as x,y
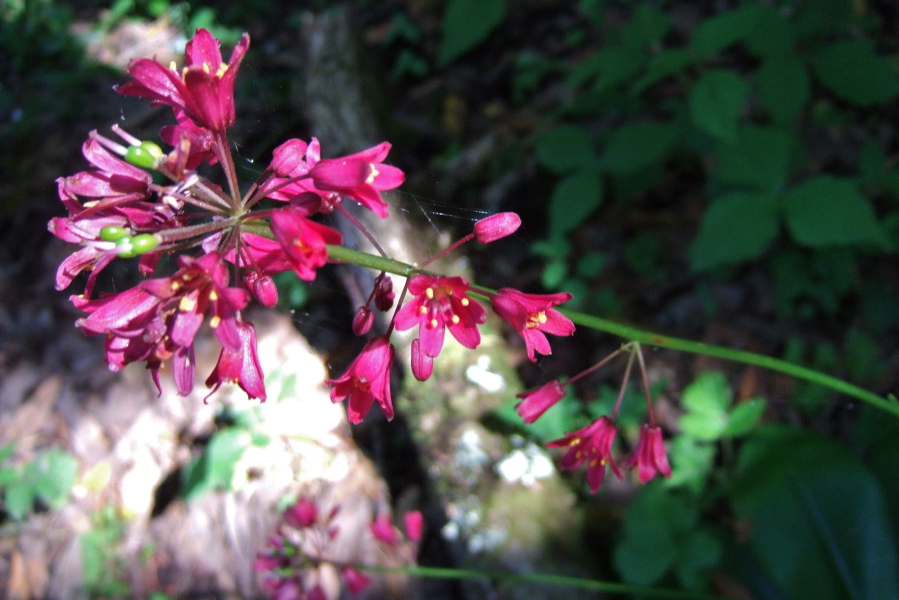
365,164 -> 379,185
419,306 -> 428,315
451,315 -> 460,324
425,287 -> 435,299
209,290 -> 219,301
216,63 -> 228,77
430,318 -> 439,328
179,297 -> 196,312
210,315 -> 221,328
461,298 -> 469,306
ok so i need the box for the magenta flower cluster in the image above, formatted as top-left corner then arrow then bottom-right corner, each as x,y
52,27 -> 671,517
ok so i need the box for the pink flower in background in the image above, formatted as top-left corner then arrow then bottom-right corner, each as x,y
310,142 -> 405,218
548,416 -> 622,493
327,336 -> 396,423
117,28 -> 249,132
491,288 -> 575,362
473,212 -> 521,243
623,424 -> 672,483
394,275 -> 486,359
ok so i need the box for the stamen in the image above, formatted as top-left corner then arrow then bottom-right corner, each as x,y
179,297 -> 196,311
210,316 -> 221,328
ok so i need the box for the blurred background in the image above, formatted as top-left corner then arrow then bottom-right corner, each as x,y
2,0 -> 899,599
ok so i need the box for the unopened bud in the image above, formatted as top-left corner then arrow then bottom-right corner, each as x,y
474,212 -> 521,244
404,510 -> 424,543
253,275 -> 278,308
411,339 -> 434,381
373,273 -> 395,311
270,138 -> 308,176
124,141 -> 163,169
353,306 -> 375,335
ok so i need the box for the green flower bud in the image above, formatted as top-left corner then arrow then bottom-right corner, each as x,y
124,141 -> 164,169
129,233 -> 159,255
99,225 -> 129,242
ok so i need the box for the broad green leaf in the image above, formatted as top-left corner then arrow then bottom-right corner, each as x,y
812,39 -> 899,106
29,448 -> 77,509
600,120 -> 680,175
617,4 -> 670,50
615,485 -> 680,584
534,126 -> 597,175
675,529 -> 723,590
666,436 -> 716,494
678,371 -> 731,440
0,466 -> 17,486
724,399 -> 766,437
548,170 -> 602,238
755,55 -> 809,125
4,481 -> 34,521
438,0 -> 506,65
689,69 -> 749,143
690,191 -> 779,271
204,428 -> 249,490
714,126 -> 794,191
783,176 -> 889,248
741,4 -> 793,58
691,3 -> 763,58
567,47 -> 645,93
0,443 -> 14,464
732,427 -> 899,600
575,251 -> 604,278
631,48 -> 693,93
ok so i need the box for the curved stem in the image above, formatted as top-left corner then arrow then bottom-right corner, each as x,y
324,244 -> 899,417
358,564 -> 736,600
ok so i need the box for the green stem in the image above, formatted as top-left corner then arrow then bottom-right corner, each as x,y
359,564 -> 736,600
325,244 -> 898,417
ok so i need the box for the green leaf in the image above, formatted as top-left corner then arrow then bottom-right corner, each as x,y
631,48 -> 693,93
724,398 -> 766,437
600,120 -> 680,175
691,3 -> 763,58
575,251 -> 604,278
0,466 -> 17,487
755,55 -> 809,125
438,0 -> 506,65
689,69 -> 749,143
666,436 -> 716,494
812,39 -> 899,106
732,427 -> 899,600
614,486 -> 679,584
678,371 -> 731,441
567,48 -> 646,93
0,443 -> 14,464
204,428 -> 249,490
548,170 -> 603,238
534,126 -> 597,175
690,191 -> 779,271
675,529 -> 723,590
29,448 -> 77,509
714,125 -> 794,191
783,176 -> 889,248
742,4 -> 794,59
4,481 -> 34,520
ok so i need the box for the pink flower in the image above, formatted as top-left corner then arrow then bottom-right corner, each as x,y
491,288 -> 575,362
547,416 -> 622,493
310,142 -> 405,218
205,321 -> 266,401
394,275 -> 486,358
404,511 -> 424,543
370,514 -> 398,545
473,212 -> 521,243
56,138 -> 152,217
270,206 -> 343,281
341,566 -> 370,595
283,497 -> 319,529
327,336 -> 395,423
117,28 -> 250,132
622,424 -> 672,484
515,380 -> 565,424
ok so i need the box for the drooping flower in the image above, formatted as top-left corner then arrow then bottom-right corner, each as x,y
117,28 -> 250,133
327,336 -> 395,423
370,514 -> 398,546
270,206 -> 343,281
205,321 -> 266,401
491,288 -> 575,362
515,379 -> 565,424
394,274 -> 486,359
309,142 -> 405,218
547,416 -> 622,493
622,424 -> 672,484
